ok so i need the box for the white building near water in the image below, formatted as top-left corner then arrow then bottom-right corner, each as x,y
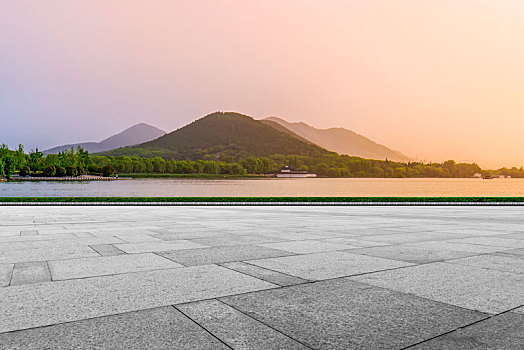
276,166 -> 317,178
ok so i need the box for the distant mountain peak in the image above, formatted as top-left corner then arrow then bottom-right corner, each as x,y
43,123 -> 166,154
105,111 -> 332,161
262,116 -> 410,162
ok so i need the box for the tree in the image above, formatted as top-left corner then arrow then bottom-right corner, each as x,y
66,166 -> 78,177
203,161 -> 219,174
43,166 -> 56,177
19,166 -> 30,177
101,165 -> 116,177
28,149 -> 43,171
55,166 -> 66,177
152,157 -> 166,173
228,163 -> 246,175
1,155 -> 15,180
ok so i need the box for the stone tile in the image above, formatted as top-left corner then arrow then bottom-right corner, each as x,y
89,244 -> 126,256
114,240 -> 207,254
362,231 -> 468,244
261,240 -> 357,254
247,251 -> 413,280
409,311 -> 524,350
0,306 -> 228,350
0,264 -> 14,287
351,262 -> 524,314
499,248 -> 524,257
152,231 -> 232,240
220,262 -> 309,286
190,234 -> 287,247
158,245 -> 295,266
512,306 -> 524,315
0,264 -> 276,333
48,253 -> 183,280
221,278 -> 486,350
449,237 -> 524,249
350,245 -> 478,264
447,254 -> 524,274
0,245 -> 100,264
20,230 -> 38,236
177,300 -> 309,350
0,233 -> 77,243
10,261 -> 51,286
321,237 -> 391,247
499,232 -> 524,240
0,237 -> 125,252
258,231 -> 330,241
405,241 -> 512,254
72,232 -> 96,238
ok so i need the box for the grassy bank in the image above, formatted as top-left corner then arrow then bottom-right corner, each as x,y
0,197 -> 524,203
118,173 -> 269,179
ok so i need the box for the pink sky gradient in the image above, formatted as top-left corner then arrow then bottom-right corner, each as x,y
1,1 -> 524,168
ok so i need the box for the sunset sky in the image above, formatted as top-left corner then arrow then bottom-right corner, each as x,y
1,1 -> 524,168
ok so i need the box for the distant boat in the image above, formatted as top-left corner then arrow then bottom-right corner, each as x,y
482,175 -> 494,179
276,165 -> 317,178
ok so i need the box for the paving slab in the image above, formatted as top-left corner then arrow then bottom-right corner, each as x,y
446,254 -> 524,274
189,234 -> 287,246
158,245 -> 296,266
152,231 -> 233,240
89,243 -> 126,256
220,261 -> 309,286
177,299 -> 309,350
405,241 -> 512,254
0,237 -> 124,252
350,262 -> 524,314
498,248 -> 524,257
498,232 -> 524,240
48,253 -> 183,280
258,231 -> 332,241
512,306 -> 524,315
247,251 -> 413,280
221,278 -> 486,350
0,306 -> 229,350
409,310 -> 524,350
114,240 -> 207,254
361,231 -> 468,244
320,237 -> 391,247
113,234 -> 162,242
0,245 -> 100,264
261,240 -> 357,254
0,264 -> 276,333
449,237 -> 524,249
0,233 -> 77,243
10,261 -> 51,286
20,230 -> 38,236
0,264 -> 14,287
349,245 -> 478,264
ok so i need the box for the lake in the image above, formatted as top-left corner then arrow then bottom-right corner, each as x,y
0,178 -> 523,197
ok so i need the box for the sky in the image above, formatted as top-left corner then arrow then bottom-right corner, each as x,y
1,0 -> 524,168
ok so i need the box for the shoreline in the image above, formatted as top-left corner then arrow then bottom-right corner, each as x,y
1,196 -> 524,204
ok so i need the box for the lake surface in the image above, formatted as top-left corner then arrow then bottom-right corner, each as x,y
0,178 -> 523,197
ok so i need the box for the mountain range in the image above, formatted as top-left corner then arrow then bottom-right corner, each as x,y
261,117 -> 409,162
45,112 -> 409,162
104,112 -> 331,161
44,123 -> 166,154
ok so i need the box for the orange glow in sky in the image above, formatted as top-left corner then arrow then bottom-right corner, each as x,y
1,0 -> 524,168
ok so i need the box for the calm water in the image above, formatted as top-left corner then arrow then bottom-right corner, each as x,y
0,178 -> 523,197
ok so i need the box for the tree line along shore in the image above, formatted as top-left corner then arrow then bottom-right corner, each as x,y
1,144 -> 523,180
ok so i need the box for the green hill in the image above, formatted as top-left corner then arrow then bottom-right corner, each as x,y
104,112 -> 334,161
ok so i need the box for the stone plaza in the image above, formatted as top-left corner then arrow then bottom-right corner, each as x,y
0,205 -> 523,349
